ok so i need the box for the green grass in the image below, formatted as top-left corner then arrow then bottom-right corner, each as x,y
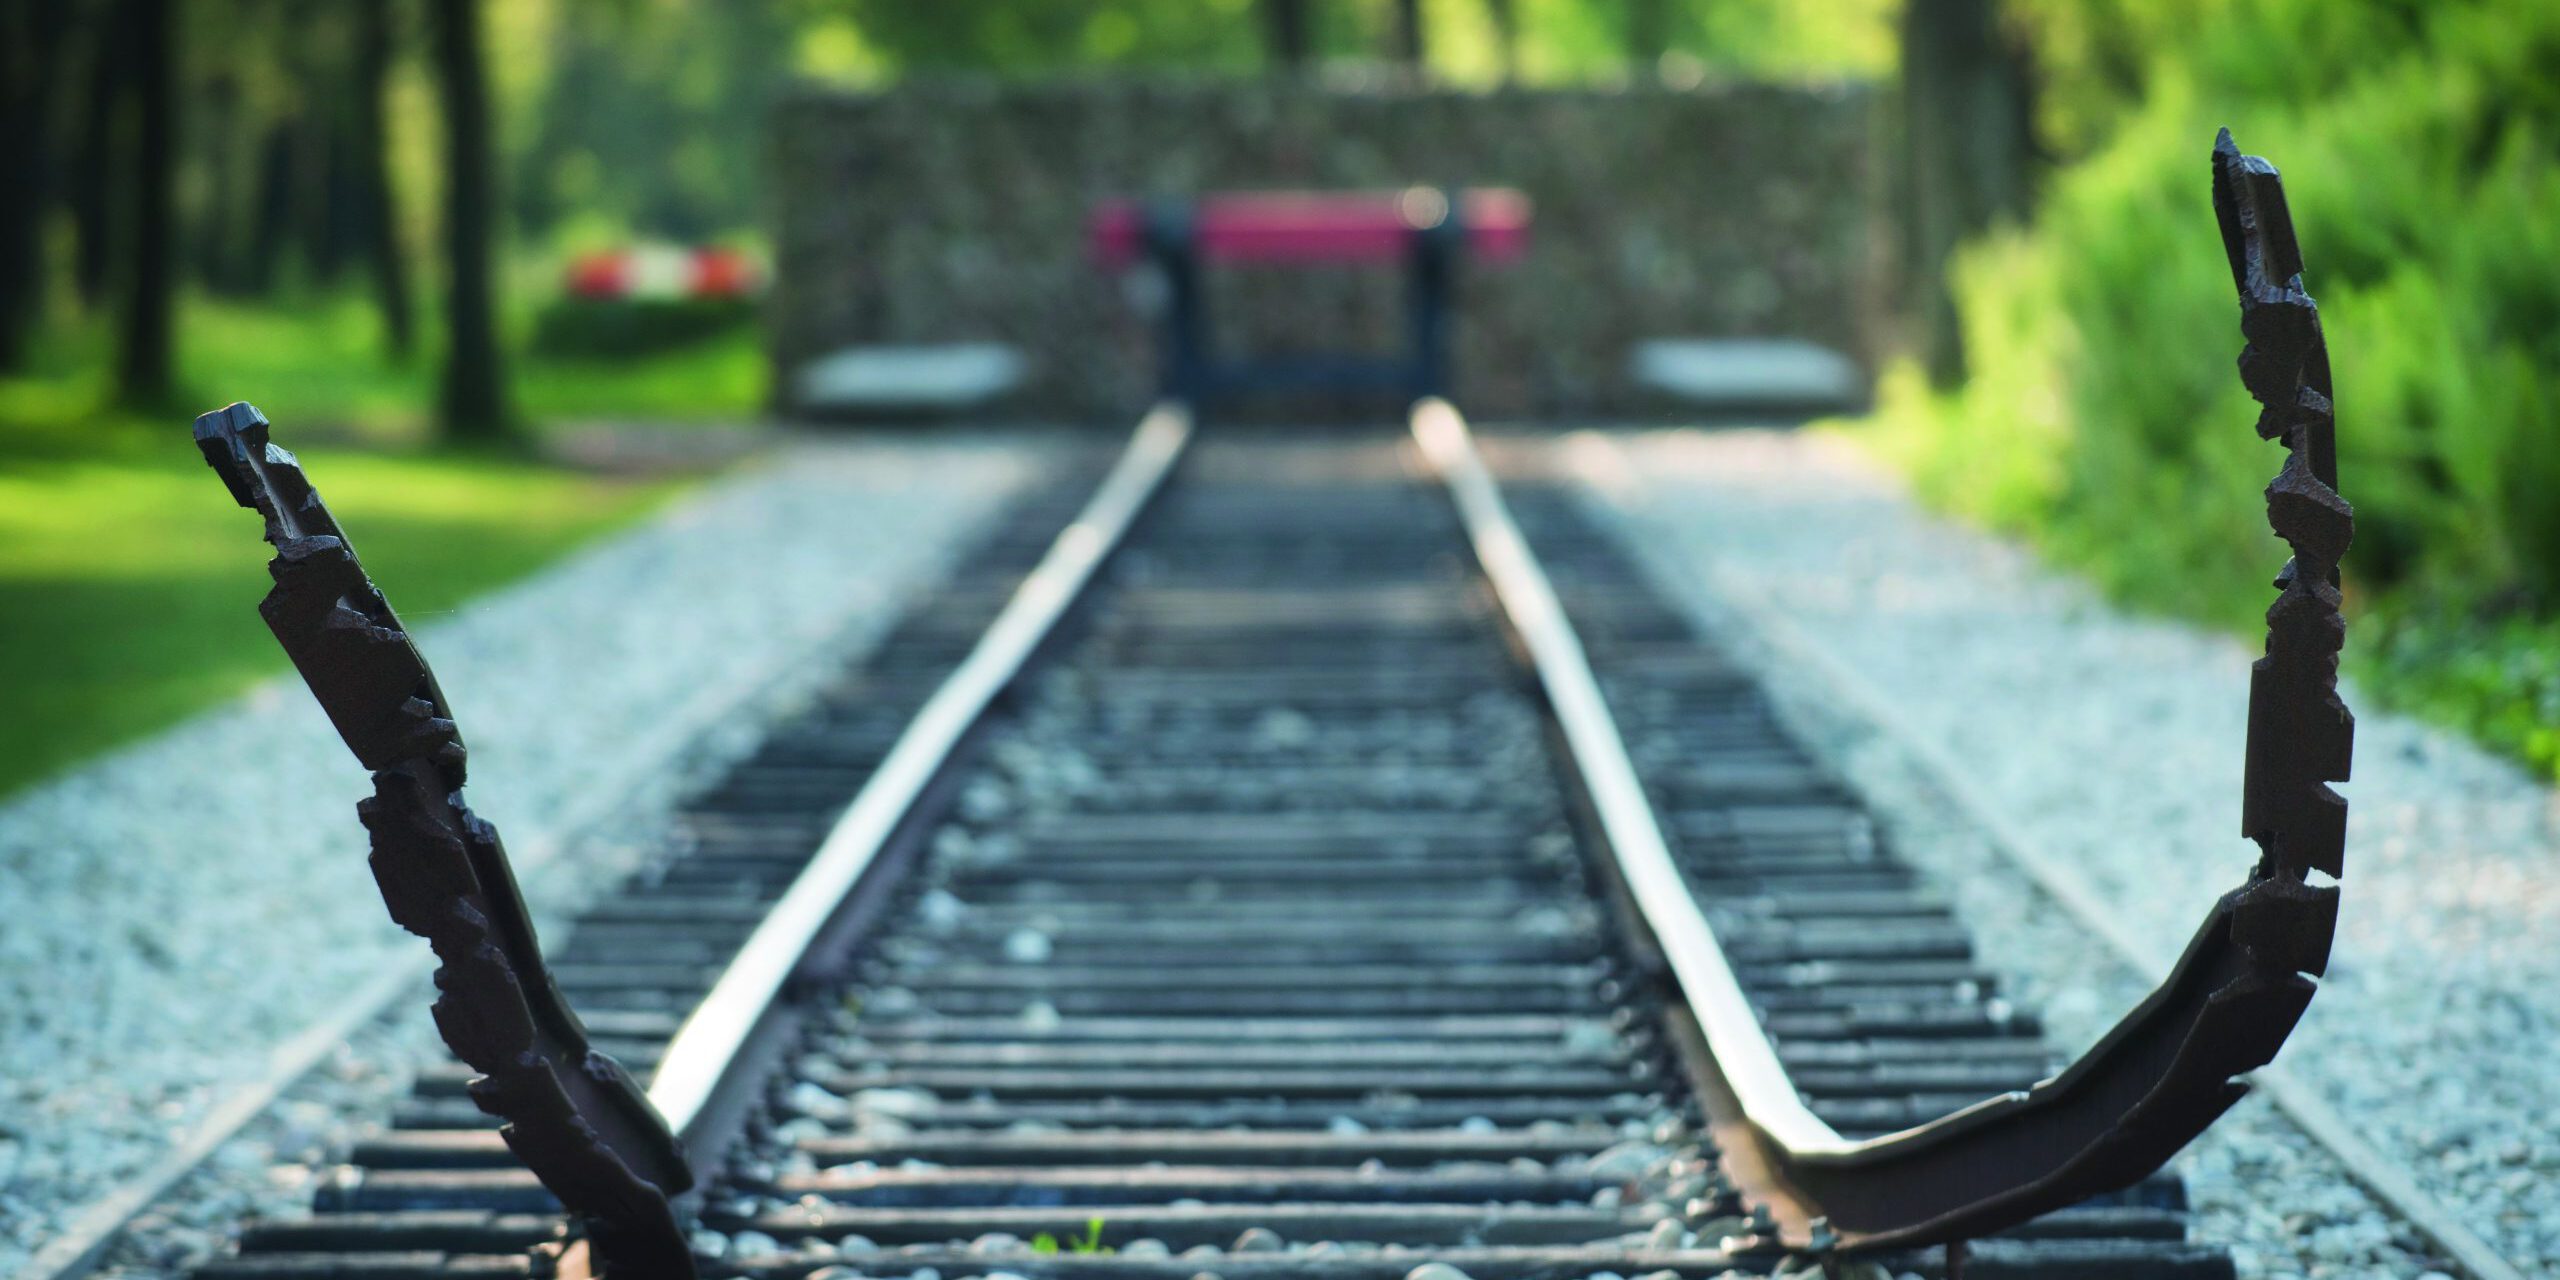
0,289 -> 736,797
519,322 -> 766,425
0,441 -> 678,798
4,289 -> 766,453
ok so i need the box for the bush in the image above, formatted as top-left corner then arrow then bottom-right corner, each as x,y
530,295 -> 756,359
1866,0 -> 2560,771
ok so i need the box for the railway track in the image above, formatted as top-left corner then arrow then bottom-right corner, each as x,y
171,405 -> 2220,1280
131,132 -> 2372,1280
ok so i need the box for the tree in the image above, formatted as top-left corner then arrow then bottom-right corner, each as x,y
1625,0 -> 1667,71
429,0 -> 510,440
116,0 -> 176,407
1391,0 -> 1422,68
0,0 -> 72,370
354,0 -> 412,357
1900,0 -> 2036,386
1487,0 -> 1517,80
1263,0 -> 1311,71
65,7 -> 125,309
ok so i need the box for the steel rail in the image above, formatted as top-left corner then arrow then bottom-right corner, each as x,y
1557,319 -> 2525,1280
19,444 -> 1030,1280
1415,131 -> 2364,1259
646,401 -> 1194,1138
1560,355 -> 2526,1280
1413,387 -> 2307,1250
1634,491 -> 2532,1280
1570,430 -> 2525,1280
1411,397 -> 1846,1165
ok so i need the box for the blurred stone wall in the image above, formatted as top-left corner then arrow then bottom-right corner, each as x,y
769,77 -> 1882,421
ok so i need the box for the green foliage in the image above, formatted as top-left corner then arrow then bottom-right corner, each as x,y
135,0 -> 1902,291
1865,0 -> 2560,774
2365,601 -> 2560,776
790,0 -> 1892,92
1028,1217 -> 1112,1256
531,297 -> 757,360
2,296 -> 764,460
504,1 -> 801,239
811,0 -> 1264,76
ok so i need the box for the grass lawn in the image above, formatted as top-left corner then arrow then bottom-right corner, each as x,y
0,291 -> 752,797
7,291 -> 766,454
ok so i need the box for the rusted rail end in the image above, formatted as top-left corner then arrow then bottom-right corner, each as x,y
2219,127 -> 2354,883
195,402 -> 698,1279
1669,131 -> 2355,1253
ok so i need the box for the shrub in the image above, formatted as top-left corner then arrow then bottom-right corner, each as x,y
530,295 -> 757,360
1866,0 -> 2560,770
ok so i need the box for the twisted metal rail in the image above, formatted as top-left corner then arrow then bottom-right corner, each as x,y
200,402 -> 1191,1277
1414,128 -> 2351,1253
197,403 -> 698,1280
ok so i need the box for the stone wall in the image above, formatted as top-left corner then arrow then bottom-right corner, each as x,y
769,77 -> 1882,421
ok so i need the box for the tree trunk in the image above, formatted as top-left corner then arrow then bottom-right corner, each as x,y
116,0 -> 176,407
69,0 -> 129,309
187,56 -> 248,294
1900,0 -> 2036,386
0,0 -> 71,370
1626,0 -> 1667,72
355,0 -> 412,356
430,0 -> 511,440
1487,0 -> 1517,80
1262,0 -> 1310,71
285,0 -> 349,284
1390,0 -> 1423,69
248,122 -> 294,292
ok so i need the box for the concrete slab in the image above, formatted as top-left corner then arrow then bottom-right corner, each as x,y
1626,338 -> 1864,411
794,343 -> 1028,417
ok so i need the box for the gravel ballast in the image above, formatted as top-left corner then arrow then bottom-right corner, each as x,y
0,432 -> 1048,1271
1563,426 -> 2555,1278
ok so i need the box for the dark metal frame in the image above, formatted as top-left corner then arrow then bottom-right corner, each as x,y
1142,195 -> 1463,408
196,403 -> 698,1280
1778,127 -> 2354,1248
199,402 -> 1190,1277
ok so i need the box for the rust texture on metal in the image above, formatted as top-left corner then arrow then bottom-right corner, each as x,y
1715,130 -> 2354,1251
195,402 -> 699,1279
